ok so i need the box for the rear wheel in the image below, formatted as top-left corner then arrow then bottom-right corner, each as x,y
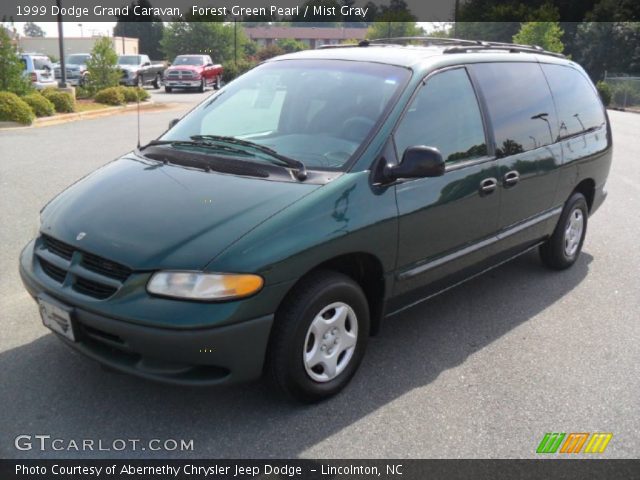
540,192 -> 588,270
267,271 -> 369,403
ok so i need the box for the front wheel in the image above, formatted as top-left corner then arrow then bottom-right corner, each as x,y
214,75 -> 222,90
164,86 -> 172,93
152,74 -> 162,89
136,75 -> 143,88
198,78 -> 205,93
267,271 -> 369,403
540,192 -> 588,270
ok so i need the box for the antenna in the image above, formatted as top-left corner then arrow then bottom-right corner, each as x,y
136,87 -> 141,149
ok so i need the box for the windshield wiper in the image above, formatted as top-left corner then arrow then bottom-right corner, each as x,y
141,139 -> 255,158
191,135 -> 308,180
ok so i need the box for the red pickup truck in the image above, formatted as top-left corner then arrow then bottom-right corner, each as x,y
163,55 -> 223,93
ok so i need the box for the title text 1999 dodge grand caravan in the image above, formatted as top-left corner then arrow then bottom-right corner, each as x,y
20,38 -> 612,402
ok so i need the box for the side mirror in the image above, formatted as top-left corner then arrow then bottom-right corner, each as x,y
168,118 -> 179,129
384,146 -> 445,181
206,62 -> 214,67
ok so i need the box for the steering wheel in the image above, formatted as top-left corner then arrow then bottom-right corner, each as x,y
341,116 -> 376,142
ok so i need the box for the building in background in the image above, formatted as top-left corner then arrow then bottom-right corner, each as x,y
245,26 -> 367,49
18,36 -> 138,58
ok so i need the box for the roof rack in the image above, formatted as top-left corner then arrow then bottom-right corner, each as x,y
356,36 -> 565,58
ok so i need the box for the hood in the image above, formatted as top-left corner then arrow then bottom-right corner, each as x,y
167,65 -> 202,72
41,155 -> 320,271
119,64 -> 139,71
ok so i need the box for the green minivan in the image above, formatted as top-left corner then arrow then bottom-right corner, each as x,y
20,39 -> 612,402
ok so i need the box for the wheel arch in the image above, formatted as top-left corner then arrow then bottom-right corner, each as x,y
573,178 -> 596,212
276,252 -> 387,337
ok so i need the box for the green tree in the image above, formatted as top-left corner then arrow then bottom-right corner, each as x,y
160,22 -> 248,63
366,21 -> 422,39
0,27 -> 31,95
23,22 -> 45,37
513,22 -> 564,52
113,0 -> 164,60
276,38 -> 307,53
86,37 -> 120,92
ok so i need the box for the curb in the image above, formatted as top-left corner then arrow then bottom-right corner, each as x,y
0,100 -> 169,131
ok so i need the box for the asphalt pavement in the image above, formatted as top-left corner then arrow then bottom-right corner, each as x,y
0,90 -> 638,459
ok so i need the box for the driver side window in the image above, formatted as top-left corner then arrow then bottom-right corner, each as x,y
394,68 -> 487,164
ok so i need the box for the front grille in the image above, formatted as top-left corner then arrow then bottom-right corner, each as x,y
40,258 -> 66,284
82,252 -> 131,282
167,71 -> 195,79
43,234 -> 73,260
38,234 -> 131,300
73,277 -> 118,300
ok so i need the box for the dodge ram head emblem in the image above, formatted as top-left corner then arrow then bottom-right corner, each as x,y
76,232 -> 86,241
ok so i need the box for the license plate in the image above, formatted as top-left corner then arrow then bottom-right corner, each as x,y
38,296 -> 76,341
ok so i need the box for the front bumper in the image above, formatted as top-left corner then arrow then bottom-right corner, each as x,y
165,80 -> 201,88
19,240 -> 277,386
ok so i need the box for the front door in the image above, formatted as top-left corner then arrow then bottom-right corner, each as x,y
392,67 -> 500,302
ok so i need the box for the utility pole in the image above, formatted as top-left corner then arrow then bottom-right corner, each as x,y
56,0 -> 67,88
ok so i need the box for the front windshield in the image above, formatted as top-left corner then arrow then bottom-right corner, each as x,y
67,54 -> 90,65
173,56 -> 204,66
162,60 -> 410,170
118,56 -> 140,65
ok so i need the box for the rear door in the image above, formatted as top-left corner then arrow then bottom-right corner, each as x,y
392,67 -> 500,301
470,62 -> 562,253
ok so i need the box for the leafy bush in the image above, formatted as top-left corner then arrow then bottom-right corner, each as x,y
596,81 -> 612,107
221,59 -> 255,84
75,86 -> 93,99
44,91 -> 75,113
0,28 -> 33,95
22,93 -> 55,117
86,37 -> 120,92
117,86 -> 139,103
134,87 -> 150,101
94,87 -> 125,105
255,45 -> 285,62
0,92 -> 35,125
611,82 -> 640,108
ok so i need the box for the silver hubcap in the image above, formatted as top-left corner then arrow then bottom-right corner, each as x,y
303,302 -> 358,383
564,208 -> 584,257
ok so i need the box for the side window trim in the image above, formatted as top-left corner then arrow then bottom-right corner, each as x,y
390,65 -> 494,172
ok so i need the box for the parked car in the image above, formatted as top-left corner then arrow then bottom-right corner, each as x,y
54,53 -> 91,86
118,54 -> 165,88
20,39 -> 612,402
163,55 -> 223,93
20,53 -> 56,90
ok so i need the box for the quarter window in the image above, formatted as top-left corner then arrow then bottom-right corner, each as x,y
394,68 -> 487,164
472,62 -> 557,157
541,64 -> 606,139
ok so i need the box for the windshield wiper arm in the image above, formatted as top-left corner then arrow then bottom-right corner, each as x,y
141,139 -> 255,158
191,135 -> 308,180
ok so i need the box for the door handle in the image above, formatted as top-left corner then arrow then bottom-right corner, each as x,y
479,177 -> 498,195
503,170 -> 520,187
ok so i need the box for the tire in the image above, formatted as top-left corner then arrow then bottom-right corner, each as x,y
164,86 -> 172,93
136,75 -> 143,88
540,192 -> 588,270
198,78 -> 205,93
214,75 -> 221,90
267,270 -> 370,403
152,74 -> 162,89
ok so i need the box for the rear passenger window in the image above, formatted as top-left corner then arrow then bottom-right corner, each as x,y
394,68 -> 487,164
472,62 -> 557,157
541,64 -> 606,139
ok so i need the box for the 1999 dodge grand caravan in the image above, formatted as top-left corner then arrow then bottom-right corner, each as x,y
20,39 -> 612,402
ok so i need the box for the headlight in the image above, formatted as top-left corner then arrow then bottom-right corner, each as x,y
147,271 -> 264,301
